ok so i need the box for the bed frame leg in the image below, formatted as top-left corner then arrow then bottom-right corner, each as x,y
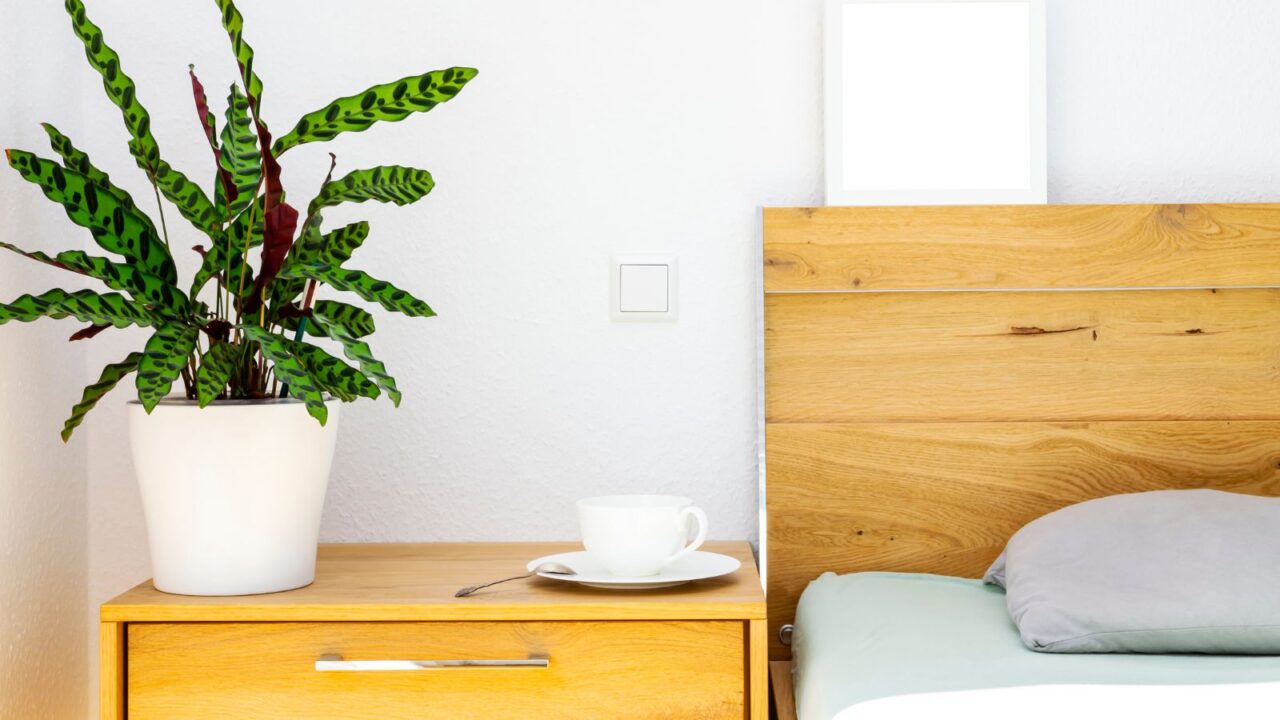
770,660 -> 796,720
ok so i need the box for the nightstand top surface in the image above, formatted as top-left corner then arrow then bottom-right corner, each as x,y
101,541 -> 764,622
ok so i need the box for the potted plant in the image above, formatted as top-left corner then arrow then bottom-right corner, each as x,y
0,0 -> 476,595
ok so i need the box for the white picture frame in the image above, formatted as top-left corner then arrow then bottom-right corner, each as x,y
824,0 -> 1046,206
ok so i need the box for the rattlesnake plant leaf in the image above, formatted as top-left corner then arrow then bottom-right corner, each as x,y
308,166 -> 434,215
241,325 -> 328,424
62,0 -> 220,236
256,153 -> 338,311
189,195 -> 263,300
189,66 -> 218,149
215,0 -> 265,116
318,221 -> 369,265
195,341 -> 242,407
190,240 -> 257,303
136,323 -> 199,412
310,310 -> 399,406
128,140 -> 222,235
5,150 -> 177,284
280,300 -> 375,339
290,340 -> 379,402
41,124 -> 138,211
272,219 -> 328,306
312,300 -> 375,337
61,351 -> 144,442
69,323 -> 111,342
62,0 -> 154,154
217,84 -> 260,218
0,289 -> 157,328
190,65 -> 237,208
0,243 -> 186,314
273,67 -> 478,155
214,0 -> 294,310
279,263 -> 435,317
189,232 -> 229,301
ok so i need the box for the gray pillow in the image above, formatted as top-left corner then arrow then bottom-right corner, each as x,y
984,489 -> 1280,654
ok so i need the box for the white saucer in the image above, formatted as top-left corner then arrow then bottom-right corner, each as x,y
526,551 -> 741,590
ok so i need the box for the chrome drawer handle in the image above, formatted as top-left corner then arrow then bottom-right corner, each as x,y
315,654 -> 549,671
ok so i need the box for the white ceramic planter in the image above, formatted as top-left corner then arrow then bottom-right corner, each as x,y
128,398 -> 340,596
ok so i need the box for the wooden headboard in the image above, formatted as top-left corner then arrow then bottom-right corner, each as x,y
762,203 -> 1280,660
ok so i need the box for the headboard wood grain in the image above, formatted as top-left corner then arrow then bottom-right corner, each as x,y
763,203 -> 1280,660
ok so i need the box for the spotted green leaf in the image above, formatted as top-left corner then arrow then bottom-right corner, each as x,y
41,123 -> 139,211
273,220 -> 366,306
290,340 -> 378,402
273,67 -> 478,155
6,150 -> 176,284
128,140 -> 221,235
61,351 -> 143,442
190,196 -> 263,300
217,84 -> 260,218
136,324 -> 199,412
63,0 -> 219,236
195,341 -> 243,407
307,166 -> 434,216
190,244 -> 258,304
215,0 -> 266,113
279,301 -> 371,339
318,221 -> 369,266
63,0 -> 154,156
270,221 -> 322,307
0,242 -> 186,314
278,263 -> 435,317
310,309 -> 399,406
0,289 -> 157,328
312,300 -> 375,337
241,326 -> 328,424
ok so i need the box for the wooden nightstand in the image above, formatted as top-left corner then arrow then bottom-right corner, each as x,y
100,541 -> 766,719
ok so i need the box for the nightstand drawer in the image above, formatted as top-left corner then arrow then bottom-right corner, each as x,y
127,620 -> 746,719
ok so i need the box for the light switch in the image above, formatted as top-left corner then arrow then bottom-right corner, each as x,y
611,255 -> 677,322
619,264 -> 668,312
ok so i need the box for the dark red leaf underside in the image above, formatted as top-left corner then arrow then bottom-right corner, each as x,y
69,323 -> 111,342
242,83 -> 297,311
189,65 -> 237,207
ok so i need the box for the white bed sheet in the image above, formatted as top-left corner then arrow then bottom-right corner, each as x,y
833,682 -> 1280,719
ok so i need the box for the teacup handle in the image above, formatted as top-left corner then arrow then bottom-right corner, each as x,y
663,506 -> 709,568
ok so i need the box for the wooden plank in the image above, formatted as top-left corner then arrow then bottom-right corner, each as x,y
770,661 -> 796,720
102,541 -> 766,623
99,622 -> 124,720
749,619 -> 768,720
764,420 -> 1280,659
128,621 -> 744,719
765,288 -> 1280,423
763,204 -> 1280,292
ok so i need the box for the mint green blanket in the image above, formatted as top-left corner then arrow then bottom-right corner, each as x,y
793,572 -> 1280,720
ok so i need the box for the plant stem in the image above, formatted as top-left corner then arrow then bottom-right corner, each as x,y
180,366 -> 194,399
221,211 -> 234,326
232,183 -> 263,335
149,179 -> 173,252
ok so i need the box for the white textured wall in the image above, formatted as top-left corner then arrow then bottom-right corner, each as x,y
0,4 -> 90,718
2,1 -> 1279,717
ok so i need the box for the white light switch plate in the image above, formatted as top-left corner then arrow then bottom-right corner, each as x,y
611,255 -> 677,322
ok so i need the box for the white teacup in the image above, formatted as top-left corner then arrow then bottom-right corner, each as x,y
577,495 -> 709,577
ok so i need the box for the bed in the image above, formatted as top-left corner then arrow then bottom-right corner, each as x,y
761,204 -> 1280,719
